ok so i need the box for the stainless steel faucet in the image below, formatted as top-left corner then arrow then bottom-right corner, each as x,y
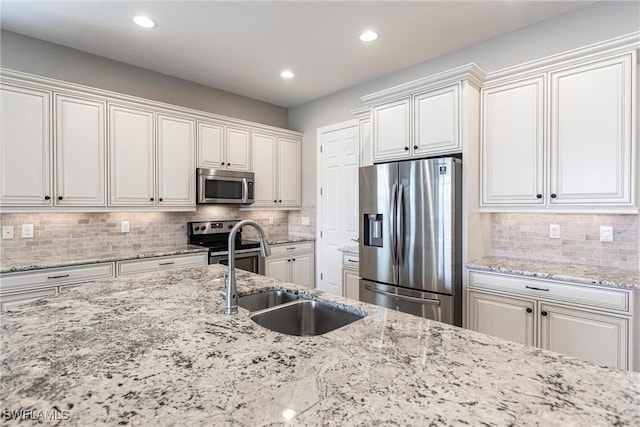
225,219 -> 271,314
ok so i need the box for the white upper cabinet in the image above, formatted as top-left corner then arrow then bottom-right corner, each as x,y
549,55 -> 632,205
372,98 -> 410,162
251,131 -> 301,209
481,76 -> 545,205
481,48 -> 636,213
0,84 -> 52,206
413,84 -> 459,156
157,113 -> 195,207
55,94 -> 106,206
197,121 -> 251,172
108,104 -> 155,206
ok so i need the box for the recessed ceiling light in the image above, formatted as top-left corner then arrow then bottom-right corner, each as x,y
359,30 -> 378,42
133,16 -> 156,29
280,70 -> 295,79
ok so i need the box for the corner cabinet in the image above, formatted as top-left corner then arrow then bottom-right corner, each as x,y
362,65 -> 484,164
481,49 -> 636,212
0,84 -> 52,206
467,270 -> 633,370
251,131 -> 301,209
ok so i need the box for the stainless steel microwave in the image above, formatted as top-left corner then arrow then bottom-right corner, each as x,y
196,168 -> 254,204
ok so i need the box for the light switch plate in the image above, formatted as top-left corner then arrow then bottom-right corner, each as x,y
120,220 -> 130,233
21,224 -> 34,239
2,226 -> 14,239
301,216 -> 310,226
600,225 -> 613,242
549,224 -> 560,239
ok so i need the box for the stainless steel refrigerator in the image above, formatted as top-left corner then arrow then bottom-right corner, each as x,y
359,157 -> 462,326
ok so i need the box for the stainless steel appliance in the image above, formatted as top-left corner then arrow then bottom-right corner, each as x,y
197,168 -> 254,204
187,220 -> 264,274
359,157 -> 462,326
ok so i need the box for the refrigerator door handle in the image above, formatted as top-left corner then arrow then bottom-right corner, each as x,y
364,285 -> 441,305
397,184 -> 405,266
390,184 -> 398,266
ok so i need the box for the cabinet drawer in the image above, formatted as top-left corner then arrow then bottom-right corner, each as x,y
468,270 -> 630,314
269,242 -> 314,257
116,253 -> 207,276
343,254 -> 359,270
0,288 -> 58,312
0,263 -> 114,294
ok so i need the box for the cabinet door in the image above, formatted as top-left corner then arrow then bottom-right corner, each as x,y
481,76 -> 545,205
359,117 -> 372,167
468,290 -> 536,346
277,136 -> 301,207
0,84 -> 52,206
414,84 -> 459,156
265,257 -> 290,282
343,269 -> 360,300
549,54 -> 633,205
108,104 -> 155,206
226,126 -> 251,171
55,94 -> 106,206
539,303 -> 628,370
372,98 -> 410,162
157,114 -> 195,207
197,121 -> 225,169
251,132 -> 277,207
291,253 -> 314,288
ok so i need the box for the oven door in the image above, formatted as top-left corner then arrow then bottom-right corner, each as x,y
197,169 -> 254,204
210,250 -> 264,275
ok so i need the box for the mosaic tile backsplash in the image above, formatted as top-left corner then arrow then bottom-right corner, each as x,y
491,213 -> 638,271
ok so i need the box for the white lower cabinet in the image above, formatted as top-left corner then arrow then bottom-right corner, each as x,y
265,242 -> 314,288
116,253 -> 207,276
0,262 -> 115,311
341,253 -> 360,301
467,270 -> 632,370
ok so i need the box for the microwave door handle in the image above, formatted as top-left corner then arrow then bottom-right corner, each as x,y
242,178 -> 249,203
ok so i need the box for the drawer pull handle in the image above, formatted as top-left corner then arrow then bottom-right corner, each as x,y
159,261 -> 175,266
286,247 -> 296,250
525,285 -> 549,292
347,260 -> 358,263
47,274 -> 70,279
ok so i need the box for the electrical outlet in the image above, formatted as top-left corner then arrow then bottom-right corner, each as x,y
21,224 -> 34,239
2,226 -> 14,239
549,224 -> 560,239
269,217 -> 274,225
600,225 -> 613,242
301,216 -> 310,226
120,220 -> 130,233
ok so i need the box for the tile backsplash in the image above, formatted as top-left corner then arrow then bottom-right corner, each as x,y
0,206 -> 293,260
491,213 -> 638,271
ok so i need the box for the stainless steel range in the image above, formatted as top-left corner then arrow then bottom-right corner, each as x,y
187,220 -> 264,275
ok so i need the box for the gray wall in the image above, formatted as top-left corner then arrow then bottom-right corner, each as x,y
0,30 -> 289,128
289,1 -> 640,206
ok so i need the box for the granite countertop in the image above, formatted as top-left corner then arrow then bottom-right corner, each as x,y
267,236 -> 315,245
338,245 -> 359,255
0,244 -> 209,274
467,256 -> 640,290
1,264 -> 638,426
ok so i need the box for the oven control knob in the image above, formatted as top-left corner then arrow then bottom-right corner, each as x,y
194,226 -> 200,231
228,225 -> 233,229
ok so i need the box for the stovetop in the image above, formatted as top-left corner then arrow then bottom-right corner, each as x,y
187,220 -> 261,253
190,239 -> 261,252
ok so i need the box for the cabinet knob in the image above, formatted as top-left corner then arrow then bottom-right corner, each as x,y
287,259 -> 291,262
413,145 -> 418,150
278,200 -> 282,203
227,163 -> 231,166
526,308 -> 533,313
150,197 -> 154,201
159,198 -> 163,202
536,194 -> 542,199
44,196 -> 50,200
292,258 -> 296,262
221,162 -> 225,165
274,200 -> 277,203
541,311 -> 548,316
58,196 -> 63,200
404,146 -> 409,151
550,194 -> 557,199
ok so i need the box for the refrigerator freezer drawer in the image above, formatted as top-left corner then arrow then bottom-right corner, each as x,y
359,279 -> 457,326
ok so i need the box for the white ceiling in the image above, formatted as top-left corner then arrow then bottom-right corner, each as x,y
0,1 -> 596,108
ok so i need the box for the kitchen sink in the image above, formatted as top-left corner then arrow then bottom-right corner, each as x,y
249,299 -> 365,336
237,289 -> 300,312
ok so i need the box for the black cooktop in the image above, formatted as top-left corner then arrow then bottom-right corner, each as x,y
187,220 -> 261,253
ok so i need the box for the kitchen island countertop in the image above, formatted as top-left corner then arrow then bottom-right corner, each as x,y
1,264 -> 638,426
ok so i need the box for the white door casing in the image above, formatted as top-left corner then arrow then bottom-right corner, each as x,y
317,120 -> 359,295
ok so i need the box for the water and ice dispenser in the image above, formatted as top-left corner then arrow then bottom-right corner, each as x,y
363,213 -> 383,247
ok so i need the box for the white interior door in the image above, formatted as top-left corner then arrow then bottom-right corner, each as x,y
317,120 -> 359,295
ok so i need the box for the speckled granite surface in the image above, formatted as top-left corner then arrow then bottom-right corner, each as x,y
338,245 -> 359,255
468,256 -> 640,290
268,237 -> 315,245
0,244 -> 208,274
1,264 -> 638,426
